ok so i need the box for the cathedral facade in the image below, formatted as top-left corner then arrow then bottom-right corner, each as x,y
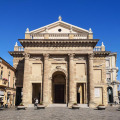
9,17 -> 112,108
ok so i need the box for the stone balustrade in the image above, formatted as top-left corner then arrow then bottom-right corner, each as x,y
29,33 -> 88,39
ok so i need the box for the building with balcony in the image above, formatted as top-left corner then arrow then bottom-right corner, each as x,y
0,57 -> 16,107
9,16 -> 117,108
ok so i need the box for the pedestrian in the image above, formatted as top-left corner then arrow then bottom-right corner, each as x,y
35,98 -> 38,107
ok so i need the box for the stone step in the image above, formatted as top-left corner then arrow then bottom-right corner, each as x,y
28,104 -> 34,107
78,104 -> 89,108
48,104 -> 89,108
48,104 -> 67,107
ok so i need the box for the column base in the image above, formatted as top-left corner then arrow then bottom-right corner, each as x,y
43,102 -> 49,107
68,102 -> 76,108
68,103 -> 72,108
89,102 -> 96,108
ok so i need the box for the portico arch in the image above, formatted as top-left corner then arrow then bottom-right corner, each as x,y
51,71 -> 66,103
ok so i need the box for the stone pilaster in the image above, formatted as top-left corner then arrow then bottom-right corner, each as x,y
88,54 -> 95,108
68,53 -> 76,107
22,53 -> 32,106
43,53 -> 49,106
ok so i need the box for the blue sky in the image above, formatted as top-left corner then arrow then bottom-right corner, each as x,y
0,0 -> 120,81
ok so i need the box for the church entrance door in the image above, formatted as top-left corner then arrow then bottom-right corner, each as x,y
54,84 -> 64,103
52,71 -> 66,104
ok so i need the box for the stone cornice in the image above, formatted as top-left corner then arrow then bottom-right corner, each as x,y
9,51 -> 110,58
9,51 -> 24,57
18,39 -> 99,47
94,51 -> 111,57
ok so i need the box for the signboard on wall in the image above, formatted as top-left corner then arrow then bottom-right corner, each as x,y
94,88 -> 100,97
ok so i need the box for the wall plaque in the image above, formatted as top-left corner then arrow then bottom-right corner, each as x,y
94,88 -> 100,97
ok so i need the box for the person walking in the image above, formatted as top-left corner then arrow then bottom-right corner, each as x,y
35,98 -> 38,107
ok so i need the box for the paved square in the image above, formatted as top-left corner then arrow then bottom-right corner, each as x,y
0,107 -> 120,120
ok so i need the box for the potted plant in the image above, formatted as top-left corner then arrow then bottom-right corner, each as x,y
37,101 -> 45,109
97,104 -> 106,110
17,103 -> 26,110
72,103 -> 79,109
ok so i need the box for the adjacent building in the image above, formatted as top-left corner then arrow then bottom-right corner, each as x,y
94,47 -> 119,103
106,53 -> 119,103
0,57 -> 16,107
9,17 -> 118,107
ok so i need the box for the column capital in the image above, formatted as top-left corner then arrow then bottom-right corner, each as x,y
43,53 -> 49,59
68,53 -> 75,59
88,54 -> 94,60
23,53 -> 30,59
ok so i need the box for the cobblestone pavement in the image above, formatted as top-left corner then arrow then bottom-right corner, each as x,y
0,106 -> 120,120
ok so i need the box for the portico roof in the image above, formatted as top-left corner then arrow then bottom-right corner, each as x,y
29,20 -> 89,34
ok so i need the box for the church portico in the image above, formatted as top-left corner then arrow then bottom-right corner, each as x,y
9,17 -> 111,108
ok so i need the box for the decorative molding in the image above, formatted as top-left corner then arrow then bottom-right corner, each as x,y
76,57 -> 86,60
50,68 -> 67,78
32,57 -> 42,60
52,57 -> 66,61
56,66 -> 61,69
93,64 -> 103,67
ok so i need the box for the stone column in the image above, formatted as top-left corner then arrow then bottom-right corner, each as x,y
88,54 -> 95,108
22,53 -> 32,106
68,54 -> 76,106
43,54 -> 49,106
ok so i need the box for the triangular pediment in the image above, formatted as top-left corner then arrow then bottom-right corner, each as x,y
30,20 -> 89,34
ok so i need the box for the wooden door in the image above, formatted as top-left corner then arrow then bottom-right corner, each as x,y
55,84 -> 64,103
